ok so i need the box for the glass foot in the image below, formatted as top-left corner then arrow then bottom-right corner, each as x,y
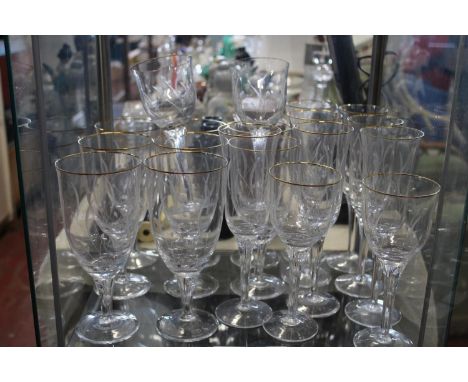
164,274 -> 219,299
345,299 -> 401,328
126,249 -> 158,270
230,274 -> 286,300
325,252 -> 374,274
263,310 -> 319,343
230,250 -> 279,269
157,308 -> 218,343
353,328 -> 413,347
334,273 -> 373,298
281,265 -> 331,289
76,311 -> 139,345
215,298 -> 272,328
298,291 -> 340,318
112,273 -> 151,300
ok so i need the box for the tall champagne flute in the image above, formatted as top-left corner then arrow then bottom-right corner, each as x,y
345,126 -> 424,327
230,133 -> 300,300
290,115 -> 353,317
354,173 -> 440,346
154,131 -> 223,299
264,162 -> 342,342
131,55 -> 196,137
55,152 -> 142,344
145,152 -> 227,342
334,109 -> 390,298
215,123 -> 282,328
78,131 -> 155,300
232,57 -> 289,124
95,118 -> 162,270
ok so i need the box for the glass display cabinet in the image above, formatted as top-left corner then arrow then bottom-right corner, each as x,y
6,35 -> 468,346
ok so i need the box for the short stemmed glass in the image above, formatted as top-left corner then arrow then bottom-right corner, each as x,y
154,131 -> 223,299
55,151 -> 142,344
345,126 -> 424,328
145,151 -> 227,342
78,131 -> 155,300
215,125 -> 282,328
95,118 -> 162,270
229,133 -> 299,300
131,55 -> 196,135
264,162 -> 342,342
232,57 -> 289,124
334,110 -> 390,298
290,116 -> 353,317
354,173 -> 440,346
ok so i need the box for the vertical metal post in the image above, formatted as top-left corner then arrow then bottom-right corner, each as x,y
96,36 -> 113,128
122,35 -> 130,101
367,35 -> 388,106
31,35 -> 65,346
82,37 -> 91,129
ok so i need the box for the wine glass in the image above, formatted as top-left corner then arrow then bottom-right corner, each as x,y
154,131 -> 223,299
55,151 -> 142,344
334,109 -> 390,298
345,126 -> 424,328
290,114 -> 353,317
131,55 -> 196,135
229,132 -> 300,300
354,173 -> 440,346
95,117 -> 162,270
232,57 -> 289,124
215,124 -> 282,328
78,131 -> 155,300
264,162 -> 342,342
145,151 -> 227,342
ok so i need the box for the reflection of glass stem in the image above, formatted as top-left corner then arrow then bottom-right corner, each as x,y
310,239 -> 325,293
177,275 -> 196,321
237,238 -> 254,310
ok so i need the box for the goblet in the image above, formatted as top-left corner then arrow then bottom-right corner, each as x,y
290,115 -> 353,317
145,151 -> 227,342
55,151 -> 142,344
232,57 -> 289,124
78,131 -> 155,300
95,118 -> 162,270
215,124 -> 282,328
354,173 -> 440,346
334,109 -> 390,298
264,162 -> 342,342
131,55 -> 196,134
345,126 -> 424,328
229,133 -> 299,300
155,131 -> 223,299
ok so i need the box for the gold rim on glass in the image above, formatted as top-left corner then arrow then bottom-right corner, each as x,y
154,131 -> 222,151
130,54 -> 192,73
78,131 -> 155,151
219,122 -> 284,138
269,161 -> 342,188
55,151 -> 141,176
360,126 -> 424,141
144,152 -> 228,175
339,104 -> 388,116
227,134 -> 300,152
95,118 -> 157,133
293,120 -> 354,136
362,172 -> 441,199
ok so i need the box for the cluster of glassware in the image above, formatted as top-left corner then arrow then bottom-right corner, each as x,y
54,54 -> 440,347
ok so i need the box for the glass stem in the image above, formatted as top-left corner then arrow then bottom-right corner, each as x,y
346,196 -> 355,256
370,254 -> 380,302
96,278 -> 114,317
380,261 -> 401,335
254,240 -> 268,278
285,246 -> 305,324
177,275 -> 195,321
356,221 -> 368,280
237,237 -> 254,309
310,239 -> 325,293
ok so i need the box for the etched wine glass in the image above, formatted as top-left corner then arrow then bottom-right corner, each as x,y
264,162 -> 342,342
232,57 -> 289,124
78,131 -> 155,300
354,173 -> 440,346
345,126 -> 424,328
145,151 -> 227,342
55,151 -> 142,344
